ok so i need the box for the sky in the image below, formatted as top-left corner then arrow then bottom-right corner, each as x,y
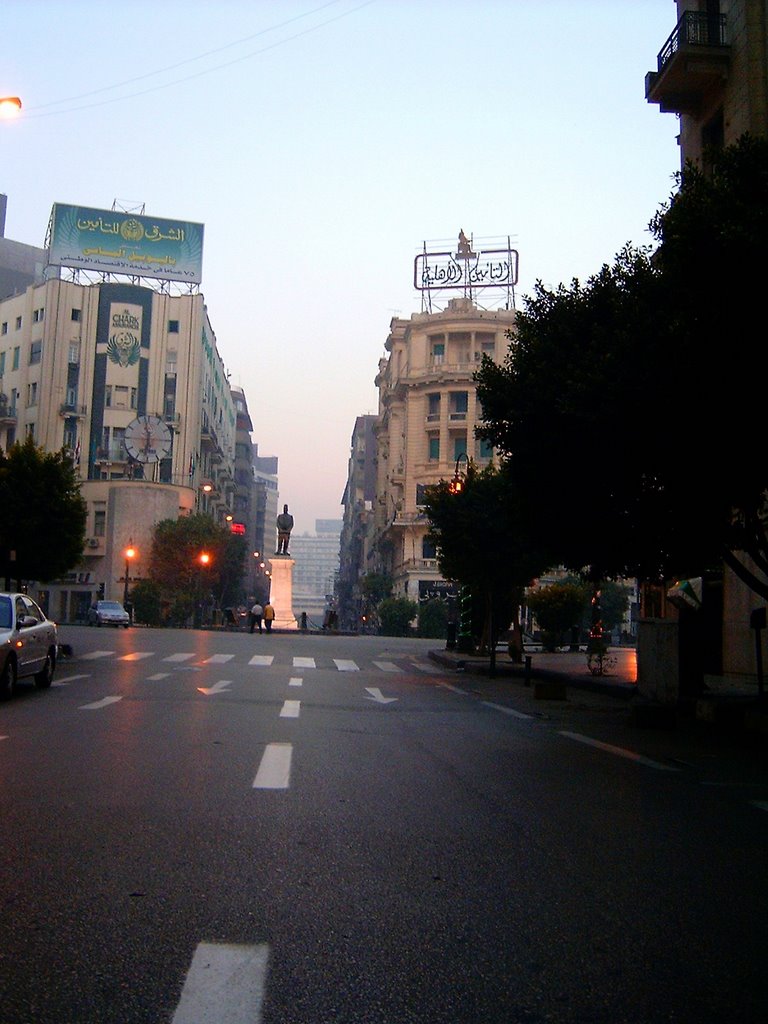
2,0 -> 681,535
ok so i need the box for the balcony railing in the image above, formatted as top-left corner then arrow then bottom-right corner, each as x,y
59,403 -> 87,418
0,404 -> 17,423
656,11 -> 727,72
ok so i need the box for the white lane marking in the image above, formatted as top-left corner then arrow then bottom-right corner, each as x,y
164,653 -> 196,663
253,743 -> 292,789
202,654 -> 234,664
293,657 -> 315,669
171,941 -> 269,1024
198,680 -> 232,696
249,655 -> 274,667
410,660 -> 440,674
751,801 -> 768,812
559,731 -> 680,770
52,674 -> 90,685
437,682 -> 467,695
80,696 -> 123,710
280,700 -> 301,718
333,659 -> 359,671
364,687 -> 398,704
119,652 -> 154,661
80,651 -> 114,660
147,673 -> 170,680
483,700 -> 533,720
373,661 -> 401,672
289,677 -> 303,687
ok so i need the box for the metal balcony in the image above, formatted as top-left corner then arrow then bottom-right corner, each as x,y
645,11 -> 729,114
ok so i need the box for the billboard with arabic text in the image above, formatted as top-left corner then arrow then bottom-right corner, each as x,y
48,203 -> 204,284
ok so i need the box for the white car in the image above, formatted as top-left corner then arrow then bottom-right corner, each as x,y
0,593 -> 58,699
87,600 -> 130,628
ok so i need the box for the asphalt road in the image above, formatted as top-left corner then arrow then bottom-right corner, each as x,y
0,626 -> 766,1024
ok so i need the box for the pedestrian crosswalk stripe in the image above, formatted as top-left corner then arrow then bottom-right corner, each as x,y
410,660 -> 440,674
253,743 -> 292,788
164,653 -> 196,662
118,652 -> 154,661
202,654 -> 234,664
373,661 -> 400,672
80,651 -> 114,659
293,657 -> 315,669
333,659 -> 358,671
280,700 -> 301,718
249,655 -> 274,666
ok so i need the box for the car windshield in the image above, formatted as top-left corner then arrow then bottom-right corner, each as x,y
0,596 -> 11,630
100,602 -> 124,610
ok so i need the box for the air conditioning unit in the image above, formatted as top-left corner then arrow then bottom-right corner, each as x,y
86,538 -> 99,548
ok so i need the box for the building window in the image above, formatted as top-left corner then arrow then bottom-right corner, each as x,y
33,308 -> 44,323
130,387 -> 137,409
105,386 -> 112,408
431,342 -> 445,365
29,340 -> 42,365
1,322 -> 7,335
428,434 -> 440,461
12,347 -> 19,370
422,537 -> 437,559
168,320 -> 179,333
426,392 -> 440,422
26,423 -> 35,439
453,435 -> 467,460
68,342 -> 80,364
166,350 -> 177,374
0,353 -> 4,375
27,382 -> 38,406
449,391 -> 468,420
15,316 -> 22,331
94,510 -> 106,537
479,436 -> 494,460
71,308 -> 81,322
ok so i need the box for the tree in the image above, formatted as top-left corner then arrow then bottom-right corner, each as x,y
526,582 -> 587,651
476,136 -> 768,593
378,596 -> 417,637
422,462 -> 551,661
130,579 -> 163,626
148,513 -> 245,623
417,598 -> 448,639
0,438 -> 87,586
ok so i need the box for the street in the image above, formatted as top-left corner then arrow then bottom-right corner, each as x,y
0,626 -> 766,1024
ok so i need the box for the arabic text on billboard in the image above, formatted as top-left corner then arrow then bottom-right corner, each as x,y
48,204 -> 204,284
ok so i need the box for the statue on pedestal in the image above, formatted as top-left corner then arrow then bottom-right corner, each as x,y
276,504 -> 294,556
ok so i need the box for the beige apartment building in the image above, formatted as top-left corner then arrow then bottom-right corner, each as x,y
645,0 -> 767,680
0,276 -> 236,621
371,297 -> 516,603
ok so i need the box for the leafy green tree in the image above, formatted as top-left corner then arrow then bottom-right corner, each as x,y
148,513 -> 245,620
422,462 -> 550,659
129,579 -> 163,626
378,596 -> 417,637
476,135 -> 768,595
0,438 -> 87,586
526,582 -> 587,651
417,598 -> 448,639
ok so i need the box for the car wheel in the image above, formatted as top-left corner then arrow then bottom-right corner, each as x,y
0,657 -> 17,700
34,650 -> 55,689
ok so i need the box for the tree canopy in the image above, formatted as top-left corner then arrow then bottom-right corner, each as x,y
0,438 -> 87,585
476,135 -> 768,594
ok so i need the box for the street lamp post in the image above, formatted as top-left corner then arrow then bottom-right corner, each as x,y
194,551 -> 211,629
449,453 -> 475,655
0,97 -> 22,119
123,542 -> 136,621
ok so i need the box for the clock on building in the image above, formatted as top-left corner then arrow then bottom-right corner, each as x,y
124,415 -> 172,463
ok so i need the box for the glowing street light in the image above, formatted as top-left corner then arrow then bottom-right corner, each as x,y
0,97 -> 22,119
123,541 -> 136,613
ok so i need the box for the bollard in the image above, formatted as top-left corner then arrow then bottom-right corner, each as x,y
524,655 -> 532,687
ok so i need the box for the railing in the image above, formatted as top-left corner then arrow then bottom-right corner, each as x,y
0,404 -> 17,420
59,403 -> 88,417
657,11 -> 727,71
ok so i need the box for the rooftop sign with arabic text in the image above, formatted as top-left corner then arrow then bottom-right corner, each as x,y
414,243 -> 518,293
48,203 -> 204,284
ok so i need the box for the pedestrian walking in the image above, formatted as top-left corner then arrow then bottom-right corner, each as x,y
249,601 -> 263,634
263,601 -> 275,633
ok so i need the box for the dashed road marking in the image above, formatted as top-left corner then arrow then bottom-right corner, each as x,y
560,731 -> 679,770
253,743 -> 292,789
164,653 -> 196,663
483,701 -> 533,720
293,657 -> 316,669
373,661 -> 400,672
249,655 -> 274,667
171,942 -> 269,1024
80,696 -> 123,710
333,659 -> 358,671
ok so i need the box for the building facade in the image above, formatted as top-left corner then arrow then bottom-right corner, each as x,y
645,0 -> 768,679
645,0 -> 767,169
289,520 -> 343,625
0,273 -> 237,620
370,296 -> 515,603
337,415 -> 378,630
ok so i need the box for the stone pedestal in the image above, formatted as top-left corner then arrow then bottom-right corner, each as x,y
268,556 -> 298,630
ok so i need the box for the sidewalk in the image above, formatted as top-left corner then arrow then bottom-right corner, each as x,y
428,645 -> 768,739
